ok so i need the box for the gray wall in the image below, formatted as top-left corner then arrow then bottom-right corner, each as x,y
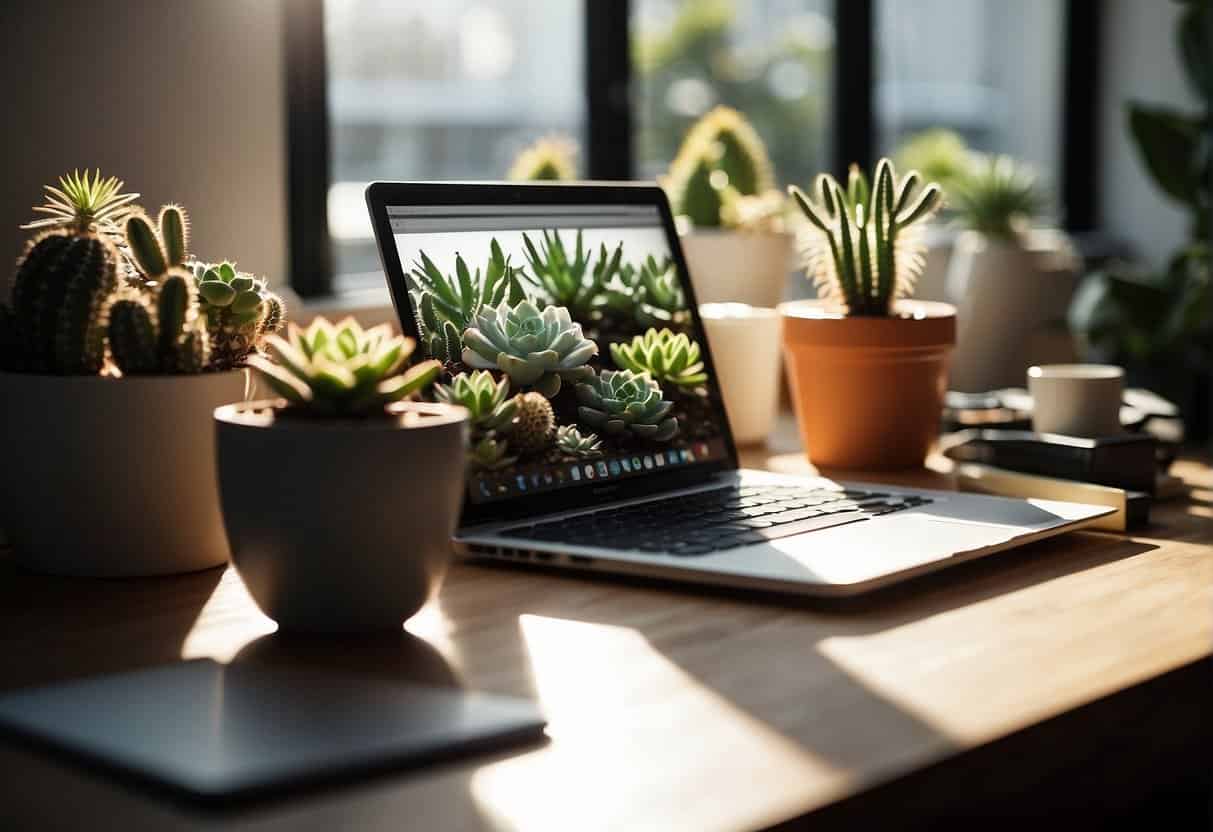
0,0 -> 287,294
1099,0 -> 1200,267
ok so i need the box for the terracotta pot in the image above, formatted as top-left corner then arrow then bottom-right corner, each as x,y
0,370 -> 250,576
779,300 -> 956,470
680,230 -> 792,307
214,400 -> 469,633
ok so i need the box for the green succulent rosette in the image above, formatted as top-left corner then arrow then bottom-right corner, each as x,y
461,299 -> 597,398
576,369 -> 678,441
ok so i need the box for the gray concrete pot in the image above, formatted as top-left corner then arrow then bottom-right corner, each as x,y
214,401 -> 469,633
0,370 -> 250,576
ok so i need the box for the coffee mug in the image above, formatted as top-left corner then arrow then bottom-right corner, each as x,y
1028,364 -> 1124,437
700,303 -> 781,445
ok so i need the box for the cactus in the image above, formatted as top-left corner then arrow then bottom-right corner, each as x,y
108,271 -> 211,374
192,261 -> 286,369
247,316 -> 441,416
610,328 -> 708,389
576,369 -> 678,441
664,107 -> 776,228
790,158 -> 943,317
555,425 -> 604,459
5,172 -> 135,374
125,205 -> 190,287
461,299 -> 598,398
506,135 -> 578,181
408,240 -> 527,363
949,154 -> 1042,238
511,391 -> 556,454
520,230 -> 613,317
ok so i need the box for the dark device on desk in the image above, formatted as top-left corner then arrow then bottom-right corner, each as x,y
366,182 -> 1113,596
0,659 -> 546,804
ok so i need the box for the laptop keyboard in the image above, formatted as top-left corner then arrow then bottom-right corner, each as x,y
496,485 -> 932,557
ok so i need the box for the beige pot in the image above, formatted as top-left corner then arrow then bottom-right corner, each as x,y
0,370 -> 250,576
680,230 -> 793,307
946,229 -> 1081,392
779,300 -> 956,470
214,401 -> 469,633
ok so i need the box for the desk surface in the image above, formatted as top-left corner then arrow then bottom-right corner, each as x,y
1,417 -> 1210,830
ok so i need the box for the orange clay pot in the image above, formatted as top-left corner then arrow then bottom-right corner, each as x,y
778,300 -> 956,470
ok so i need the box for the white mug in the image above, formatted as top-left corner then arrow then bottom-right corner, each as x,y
1028,364 -> 1124,437
699,303 -> 781,445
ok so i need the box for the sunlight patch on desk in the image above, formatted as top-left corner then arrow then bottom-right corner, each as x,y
180,569 -> 275,663
404,599 -> 463,672
469,615 -> 843,832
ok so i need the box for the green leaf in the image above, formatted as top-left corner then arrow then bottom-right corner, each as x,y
1178,2 -> 1213,102
199,280 -> 236,307
218,262 -> 237,282
1127,103 -> 1203,205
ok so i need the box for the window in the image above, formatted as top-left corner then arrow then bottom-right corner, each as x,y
324,0 -> 586,287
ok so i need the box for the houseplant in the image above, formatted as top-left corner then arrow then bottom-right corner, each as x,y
216,317 -> 463,633
0,171 -> 278,577
506,135 -> 578,181
780,158 -> 952,469
944,154 -> 1082,391
662,106 -> 792,308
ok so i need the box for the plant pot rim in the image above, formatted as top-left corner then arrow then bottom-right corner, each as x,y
215,399 -> 469,432
680,227 -> 792,240
778,299 -> 956,348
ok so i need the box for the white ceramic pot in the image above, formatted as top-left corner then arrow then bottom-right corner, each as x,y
679,230 -> 793,307
946,229 -> 1082,392
699,303 -> 782,445
914,225 -> 959,303
214,401 -> 469,633
0,370 -> 250,576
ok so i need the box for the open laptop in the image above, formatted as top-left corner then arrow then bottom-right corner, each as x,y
367,182 -> 1113,596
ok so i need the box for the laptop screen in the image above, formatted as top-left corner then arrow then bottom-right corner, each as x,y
384,202 -> 733,504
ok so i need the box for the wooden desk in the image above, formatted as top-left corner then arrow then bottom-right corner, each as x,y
1,417 -> 1210,829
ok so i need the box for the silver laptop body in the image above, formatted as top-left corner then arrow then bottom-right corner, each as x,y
367,182 -> 1112,597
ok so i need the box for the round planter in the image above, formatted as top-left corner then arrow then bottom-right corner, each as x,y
0,370 -> 250,576
779,300 -> 956,470
680,230 -> 793,308
946,229 -> 1081,392
214,401 -> 469,633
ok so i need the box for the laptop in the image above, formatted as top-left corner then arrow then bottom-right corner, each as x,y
367,182 -> 1113,597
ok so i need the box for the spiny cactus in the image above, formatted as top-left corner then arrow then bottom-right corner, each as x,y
408,240 -> 527,363
108,273 -> 211,374
511,391 -> 556,454
247,316 -> 441,416
664,107 -> 776,228
125,205 -> 190,287
555,425 -> 604,459
520,230 -> 611,317
949,154 -> 1042,238
192,261 -> 285,369
6,172 -> 133,374
610,328 -> 708,389
577,369 -> 678,442
790,158 -> 943,317
506,135 -> 578,181
461,299 -> 598,398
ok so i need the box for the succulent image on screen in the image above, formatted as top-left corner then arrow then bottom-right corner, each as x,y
390,205 -> 729,502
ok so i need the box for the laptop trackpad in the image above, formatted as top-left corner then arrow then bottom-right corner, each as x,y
769,514 -> 1022,585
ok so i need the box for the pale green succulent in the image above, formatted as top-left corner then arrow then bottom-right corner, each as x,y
610,328 -> 708,389
470,434 -> 516,470
461,299 -> 597,398
248,316 -> 441,416
555,425 -> 604,459
408,240 -> 528,363
434,370 -> 517,431
576,369 -> 678,441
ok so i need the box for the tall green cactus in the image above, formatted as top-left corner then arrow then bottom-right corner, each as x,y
126,205 -> 188,284
664,107 -> 776,228
790,158 -> 943,317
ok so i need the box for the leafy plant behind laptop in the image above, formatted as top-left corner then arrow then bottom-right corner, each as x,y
789,158 -> 943,316
248,316 -> 441,416
506,135 -> 578,181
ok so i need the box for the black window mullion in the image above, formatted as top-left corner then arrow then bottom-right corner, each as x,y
833,0 -> 874,177
586,0 -> 633,180
1061,0 -> 1102,233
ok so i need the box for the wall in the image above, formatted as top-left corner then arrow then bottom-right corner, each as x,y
1099,0 -> 1201,267
0,0 -> 288,294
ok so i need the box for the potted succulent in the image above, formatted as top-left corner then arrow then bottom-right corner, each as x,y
0,171 -> 283,576
780,158 -> 952,469
662,106 -> 792,308
944,154 -> 1081,391
216,317 -> 464,633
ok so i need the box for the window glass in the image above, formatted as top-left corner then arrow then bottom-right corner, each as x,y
325,0 -> 585,283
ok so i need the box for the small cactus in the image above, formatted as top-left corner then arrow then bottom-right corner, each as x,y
664,107 -> 776,228
192,261 -> 286,370
125,205 -> 189,286
790,158 -> 943,316
506,135 -> 578,181
108,270 -> 211,374
555,425 -> 604,459
510,391 -> 556,454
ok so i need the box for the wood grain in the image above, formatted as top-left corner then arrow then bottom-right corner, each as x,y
1,415 -> 1210,830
